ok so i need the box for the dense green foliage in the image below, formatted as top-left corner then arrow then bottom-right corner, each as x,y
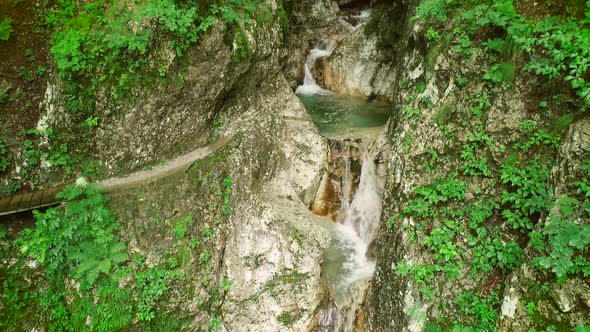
0,140 -> 10,173
534,161 -> 590,279
47,0 -> 215,111
44,0 -> 271,113
0,177 -> 234,330
0,0 -> 281,193
2,185 -> 133,330
415,0 -> 590,109
394,0 -> 590,330
0,18 -> 13,41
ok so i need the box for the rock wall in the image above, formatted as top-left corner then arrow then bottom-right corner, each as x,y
107,52 -> 330,332
498,118 -> 590,331
37,3 -> 333,330
359,1 -> 590,331
40,16 -> 286,176
313,0 -> 419,102
281,0 -> 352,91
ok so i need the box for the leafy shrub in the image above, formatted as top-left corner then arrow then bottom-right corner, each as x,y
12,184 -> 132,329
423,225 -> 458,262
522,15 -> 590,108
18,185 -> 128,284
396,261 -> 438,284
467,200 -> 498,229
426,27 -> 441,41
173,215 -> 193,239
0,18 -> 13,41
2,181 -> 21,193
135,267 -> 181,322
534,162 -> 590,279
0,140 -> 10,173
46,0 -> 217,113
461,129 -> 493,177
535,209 -> 590,278
417,0 -> 590,110
471,230 -> 523,275
415,0 -> 459,22
500,160 -> 552,230
455,291 -> 500,330
404,175 -> 466,219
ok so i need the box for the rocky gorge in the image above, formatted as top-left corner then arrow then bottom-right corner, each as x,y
0,0 -> 589,331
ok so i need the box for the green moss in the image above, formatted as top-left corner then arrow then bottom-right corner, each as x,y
499,61 -> 516,83
0,18 -> 13,41
265,271 -> 307,290
172,215 -> 193,239
434,102 -> 456,127
425,44 -> 440,80
277,0 -> 289,35
233,29 -> 253,62
554,113 -> 574,132
278,311 -> 296,327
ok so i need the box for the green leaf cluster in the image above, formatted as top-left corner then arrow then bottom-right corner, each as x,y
18,185 -> 128,286
461,127 -> 493,177
416,0 -> 590,110
0,140 -> 10,173
0,18 -> 13,41
135,267 -> 182,322
533,162 -> 590,279
500,160 -> 552,230
455,291 -> 500,330
9,184 -> 132,329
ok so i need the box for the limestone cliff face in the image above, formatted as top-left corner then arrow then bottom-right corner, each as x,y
315,0 -> 419,102
109,73 -> 330,331
293,0 -> 589,329
498,119 -> 590,331
39,4 -> 331,330
41,18 -> 285,175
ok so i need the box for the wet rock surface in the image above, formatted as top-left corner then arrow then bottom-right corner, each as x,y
108,73 -> 331,331
40,19 -> 284,176
38,3 -> 334,330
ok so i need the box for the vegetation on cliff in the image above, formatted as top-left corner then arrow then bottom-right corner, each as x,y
389,0 -> 590,330
0,0 -> 278,193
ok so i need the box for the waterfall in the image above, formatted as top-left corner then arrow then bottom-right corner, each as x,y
335,154 -> 380,286
319,145 -> 384,332
295,41 -> 336,96
354,9 -> 372,19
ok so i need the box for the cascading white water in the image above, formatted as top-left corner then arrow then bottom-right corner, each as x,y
295,42 -> 336,96
319,146 -> 384,332
353,9 -> 371,19
335,154 -> 381,286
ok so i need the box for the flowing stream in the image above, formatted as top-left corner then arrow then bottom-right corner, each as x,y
318,145 -> 385,332
295,34 -> 388,332
295,41 -> 336,96
298,94 -> 390,139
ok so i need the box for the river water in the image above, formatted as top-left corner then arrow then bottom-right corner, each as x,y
296,37 -> 389,331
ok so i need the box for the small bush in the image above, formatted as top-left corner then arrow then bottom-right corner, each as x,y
0,18 -> 13,41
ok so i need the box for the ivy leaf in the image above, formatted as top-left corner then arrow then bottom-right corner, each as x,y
552,258 -> 574,278
568,225 -> 590,249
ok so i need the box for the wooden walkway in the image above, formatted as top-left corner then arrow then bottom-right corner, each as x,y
0,136 -> 231,216
0,185 -> 66,216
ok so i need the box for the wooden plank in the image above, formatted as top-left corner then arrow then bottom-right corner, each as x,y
29,190 -> 44,208
0,184 -> 67,216
17,192 -> 34,211
40,189 -> 54,207
0,195 -> 12,212
6,193 -> 23,212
